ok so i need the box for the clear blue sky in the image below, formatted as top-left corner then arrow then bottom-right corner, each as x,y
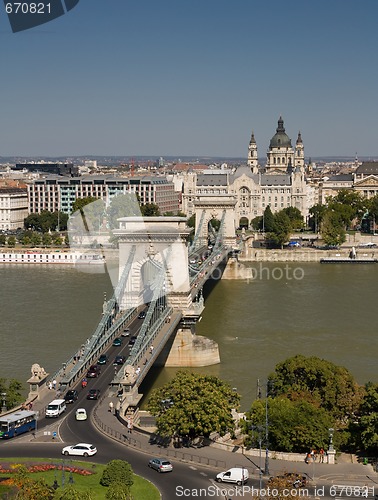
1,0 -> 377,158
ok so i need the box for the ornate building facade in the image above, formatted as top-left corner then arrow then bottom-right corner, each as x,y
180,117 -> 314,227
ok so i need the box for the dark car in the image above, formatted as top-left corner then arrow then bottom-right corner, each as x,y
113,355 -> 126,365
87,389 -> 100,400
128,336 -> 137,347
87,365 -> 101,378
112,337 -> 122,347
97,354 -> 108,365
64,389 -> 78,404
138,311 -> 146,319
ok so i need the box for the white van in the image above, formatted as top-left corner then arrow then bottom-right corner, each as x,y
216,467 -> 249,485
45,399 -> 66,418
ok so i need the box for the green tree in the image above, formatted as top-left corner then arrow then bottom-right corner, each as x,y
7,235 -> 16,247
52,233 -> 63,246
42,233 -> 52,246
244,397 -> 332,453
0,234 -> 6,245
0,378 -> 24,408
350,382 -> 378,452
282,207 -> 304,230
187,214 -> 195,228
140,203 -> 160,216
147,371 -> 240,440
308,204 -> 327,233
105,483 -> 132,500
71,196 -> 98,215
251,216 -> 263,231
321,210 -> 346,246
24,213 -> 42,231
269,210 -> 292,248
30,232 -> 42,247
269,355 -> 363,423
100,460 -> 133,489
263,206 -> 275,233
328,189 -> 366,228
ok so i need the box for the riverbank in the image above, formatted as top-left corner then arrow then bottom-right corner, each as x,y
239,246 -> 377,262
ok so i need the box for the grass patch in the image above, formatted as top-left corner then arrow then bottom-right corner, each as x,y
0,458 -> 160,499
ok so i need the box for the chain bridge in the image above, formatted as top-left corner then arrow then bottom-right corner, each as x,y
56,196 -> 238,418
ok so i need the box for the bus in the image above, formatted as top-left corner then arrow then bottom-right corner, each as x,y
0,410 -> 37,439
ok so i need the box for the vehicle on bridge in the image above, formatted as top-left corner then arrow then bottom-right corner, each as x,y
122,328 -> 131,337
87,365 -> 101,378
62,443 -> 97,457
138,311 -> 146,319
86,389 -> 100,400
75,408 -> 87,421
64,390 -> 78,404
0,410 -> 37,439
112,337 -> 122,347
45,399 -> 66,418
128,336 -> 137,347
113,355 -> 126,365
97,354 -> 108,365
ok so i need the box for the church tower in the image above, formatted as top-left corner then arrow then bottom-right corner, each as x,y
266,116 -> 295,174
247,131 -> 258,170
294,131 -> 305,170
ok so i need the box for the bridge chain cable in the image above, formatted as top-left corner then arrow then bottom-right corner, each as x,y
58,245 -> 137,387
189,209 -> 206,253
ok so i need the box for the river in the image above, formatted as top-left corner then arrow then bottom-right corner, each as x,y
0,262 -> 376,410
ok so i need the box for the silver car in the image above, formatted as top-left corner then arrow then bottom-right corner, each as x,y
148,458 -> 173,473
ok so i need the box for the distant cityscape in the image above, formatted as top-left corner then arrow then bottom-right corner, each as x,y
1,117 -> 378,231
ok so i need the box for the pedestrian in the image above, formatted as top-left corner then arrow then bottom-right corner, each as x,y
28,402 -> 33,411
319,448 -> 325,463
150,345 -> 154,354
127,420 -> 133,434
136,366 -> 140,376
115,400 -> 120,417
305,452 -> 311,464
48,381 -> 52,390
52,379 -> 57,390
168,315 -> 171,323
108,401 -> 114,413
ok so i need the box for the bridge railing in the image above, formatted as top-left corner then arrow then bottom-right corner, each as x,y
53,246 -> 138,388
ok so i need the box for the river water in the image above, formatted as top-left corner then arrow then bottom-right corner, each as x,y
0,262 -> 376,410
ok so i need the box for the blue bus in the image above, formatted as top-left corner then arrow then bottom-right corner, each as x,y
0,410 -> 37,439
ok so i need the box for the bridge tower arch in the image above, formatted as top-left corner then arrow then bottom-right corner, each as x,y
193,194 -> 237,249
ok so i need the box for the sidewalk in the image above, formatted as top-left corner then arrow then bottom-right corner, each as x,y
92,394 -> 378,485
21,368 -> 378,485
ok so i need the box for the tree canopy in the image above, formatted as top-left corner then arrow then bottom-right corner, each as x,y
244,397 -> 332,453
100,460 -> 133,489
147,371 -> 240,440
269,354 -> 363,422
0,378 -> 23,409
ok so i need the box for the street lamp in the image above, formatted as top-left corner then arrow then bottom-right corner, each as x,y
328,428 -> 334,451
1,392 -> 6,413
250,425 -> 264,491
264,381 -> 272,476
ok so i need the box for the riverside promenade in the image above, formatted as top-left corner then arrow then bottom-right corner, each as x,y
24,386 -> 378,489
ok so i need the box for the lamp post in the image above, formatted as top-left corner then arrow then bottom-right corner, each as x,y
328,428 -> 334,451
264,381 -> 271,476
250,425 -> 264,491
1,392 -> 6,413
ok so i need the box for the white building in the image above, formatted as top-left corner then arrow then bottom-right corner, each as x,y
0,187 -> 28,230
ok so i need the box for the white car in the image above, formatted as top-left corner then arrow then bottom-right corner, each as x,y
75,408 -> 87,421
62,443 -> 97,457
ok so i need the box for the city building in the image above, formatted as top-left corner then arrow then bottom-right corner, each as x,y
0,185 -> 28,230
179,117 -> 312,226
27,175 -> 180,215
14,162 -> 79,177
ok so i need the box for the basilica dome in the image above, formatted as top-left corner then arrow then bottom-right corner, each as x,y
269,116 -> 292,148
